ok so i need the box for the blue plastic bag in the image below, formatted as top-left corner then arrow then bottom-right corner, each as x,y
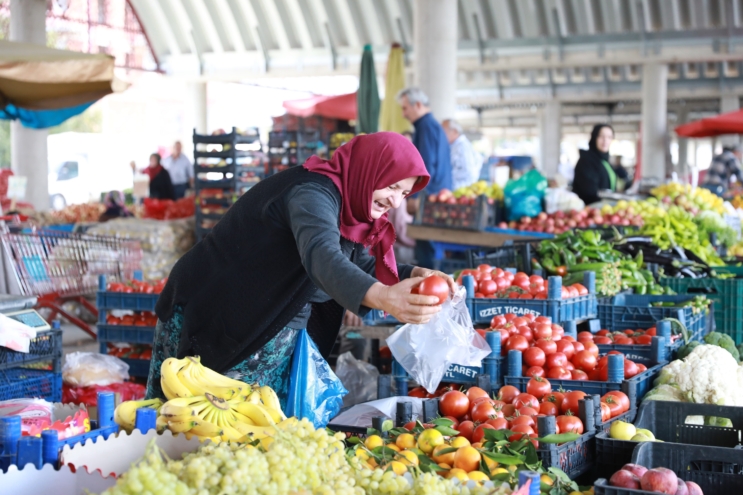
504,169 -> 548,221
285,329 -> 348,428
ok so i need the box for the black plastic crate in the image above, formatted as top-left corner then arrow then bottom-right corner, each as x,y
594,441 -> 743,494
415,195 -> 504,231
193,127 -> 260,145
595,401 -> 743,479
327,395 -> 440,440
0,329 -> 62,371
466,241 -> 537,273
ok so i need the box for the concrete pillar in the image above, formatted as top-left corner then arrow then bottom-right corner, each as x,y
183,82 -> 207,159
640,63 -> 668,182
9,0 -> 49,211
538,101 -> 562,178
720,94 -> 740,147
413,0 -> 458,120
676,108 -> 689,182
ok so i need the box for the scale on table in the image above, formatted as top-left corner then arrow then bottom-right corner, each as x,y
0,294 -> 51,331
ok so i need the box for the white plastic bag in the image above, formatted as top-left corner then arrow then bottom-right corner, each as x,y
386,287 -> 491,393
62,352 -> 129,387
335,351 -> 380,408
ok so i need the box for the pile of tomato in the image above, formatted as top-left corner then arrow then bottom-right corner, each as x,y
106,278 -> 167,294
456,264 -> 588,300
105,311 -> 158,327
586,328 -> 675,346
106,342 -> 152,360
487,313 -> 648,380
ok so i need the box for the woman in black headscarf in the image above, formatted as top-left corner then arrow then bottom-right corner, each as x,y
572,124 -> 631,205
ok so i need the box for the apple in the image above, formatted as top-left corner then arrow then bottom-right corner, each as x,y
427,194 -> 438,203
641,468 -> 678,494
437,189 -> 453,202
610,470 -> 641,489
446,196 -> 457,205
621,463 -> 648,478
684,481 -> 703,495
675,479 -> 689,495
497,222 -> 508,229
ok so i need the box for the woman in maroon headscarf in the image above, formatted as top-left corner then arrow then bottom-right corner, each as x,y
147,132 -> 455,402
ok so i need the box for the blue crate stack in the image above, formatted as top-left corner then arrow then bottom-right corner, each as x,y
96,273 -> 158,378
0,322 -> 62,403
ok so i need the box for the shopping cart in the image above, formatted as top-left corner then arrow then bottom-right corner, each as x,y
0,227 -> 142,338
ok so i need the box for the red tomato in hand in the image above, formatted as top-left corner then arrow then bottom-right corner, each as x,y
526,376 -> 551,400
439,390 -> 470,418
417,275 -> 449,304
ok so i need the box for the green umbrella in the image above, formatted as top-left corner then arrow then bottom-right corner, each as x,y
356,44 -> 380,134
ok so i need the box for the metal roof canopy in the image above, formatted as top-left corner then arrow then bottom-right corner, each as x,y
129,0 -> 743,106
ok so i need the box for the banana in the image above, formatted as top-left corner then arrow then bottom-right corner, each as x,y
232,401 -> 278,426
189,419 -> 224,438
220,425 -> 245,442
167,419 -> 196,433
247,390 -> 263,405
114,398 -> 162,432
188,357 -> 251,396
156,414 -> 169,433
159,399 -> 203,421
258,386 -> 287,421
276,417 -> 299,430
161,358 -> 193,400
230,422 -> 276,439
176,357 -> 246,400
232,411 -> 256,426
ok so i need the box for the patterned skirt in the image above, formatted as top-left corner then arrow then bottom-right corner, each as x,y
145,305 -> 299,409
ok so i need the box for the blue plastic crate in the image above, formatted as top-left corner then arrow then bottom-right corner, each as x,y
587,319 -> 692,362
504,350 -> 665,410
122,358 -> 151,377
597,294 -> 709,338
96,292 -> 159,311
464,272 -> 598,324
362,309 -> 400,326
96,325 -> 155,344
0,369 -> 61,402
0,329 -> 62,371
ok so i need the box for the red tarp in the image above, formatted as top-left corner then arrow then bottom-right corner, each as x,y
675,108 -> 743,137
282,92 -> 357,121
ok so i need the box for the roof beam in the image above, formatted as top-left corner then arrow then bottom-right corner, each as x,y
205,0 -> 244,52
180,0 -> 222,54
155,0 -> 193,54
660,0 -> 683,30
382,0 -> 408,43
489,0 -> 515,39
257,0 -> 292,51
355,0 -> 385,45
330,0 -> 361,47
129,0 -> 180,57
223,0 -> 257,50
282,0 -> 316,49
572,0 -> 596,35
514,0 -> 540,38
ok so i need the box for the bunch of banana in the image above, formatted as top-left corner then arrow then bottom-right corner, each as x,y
114,398 -> 163,433
160,356 -> 251,401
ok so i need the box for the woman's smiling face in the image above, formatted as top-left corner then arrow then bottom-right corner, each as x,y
371,176 -> 418,219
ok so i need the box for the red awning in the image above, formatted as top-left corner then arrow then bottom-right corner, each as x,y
282,92 -> 357,121
675,108 -> 743,138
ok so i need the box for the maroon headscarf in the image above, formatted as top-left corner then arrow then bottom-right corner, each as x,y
303,132 -> 430,285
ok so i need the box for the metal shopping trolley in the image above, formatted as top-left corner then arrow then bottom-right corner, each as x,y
0,226 -> 142,338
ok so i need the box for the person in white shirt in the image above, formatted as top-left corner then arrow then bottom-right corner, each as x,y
162,141 -> 194,199
442,119 -> 483,189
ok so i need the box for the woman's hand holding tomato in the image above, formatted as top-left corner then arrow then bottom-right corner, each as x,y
364,278 -> 442,324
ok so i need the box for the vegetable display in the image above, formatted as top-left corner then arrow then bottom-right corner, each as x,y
456,267 -> 588,300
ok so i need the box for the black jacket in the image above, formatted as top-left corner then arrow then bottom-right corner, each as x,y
155,167 -> 413,371
150,168 -> 176,200
572,149 -> 630,205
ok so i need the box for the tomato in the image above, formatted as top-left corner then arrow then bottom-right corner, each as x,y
561,391 -> 587,415
497,385 -> 520,404
492,268 -> 504,278
526,376 -> 552,400
490,315 -> 507,328
573,283 -> 589,296
408,386 -> 427,398
599,402 -> 611,422
508,424 -> 535,442
572,341 -> 585,352
536,339 -> 557,355
523,314 -> 536,323
440,390 -> 470,419
122,315 -> 135,325
518,406 -> 539,417
511,415 -> 536,428
485,417 -> 508,430
517,326 -> 534,341
525,366 -> 545,378
456,420 -> 475,440
477,264 -> 492,272
592,363 -> 609,381
594,336 -> 613,345
465,387 -> 489,402
577,331 -> 594,343
602,396 -> 624,417
614,336 -> 633,345
572,350 -> 598,372
505,334 -> 529,353
471,401 -> 498,423
624,359 -> 639,378
139,348 -> 152,360
555,340 -> 575,359
636,363 -> 647,373
543,392 -> 564,405
500,403 -> 516,418
443,416 -> 460,429
511,317 -> 529,328
471,423 -> 496,443
418,275 -> 449,304
504,313 -> 517,322
563,361 -> 575,371
532,323 -> 552,340
539,401 -> 559,416
635,334 -> 653,345
645,326 -> 657,336
479,279 -> 497,295
551,324 -> 565,338
546,366 -> 571,379
604,391 -> 630,412
583,342 -> 600,358
545,352 -> 568,369
570,369 -> 589,380
523,347 -> 546,367
106,314 -> 119,325
513,393 -> 539,409
556,414 -> 584,434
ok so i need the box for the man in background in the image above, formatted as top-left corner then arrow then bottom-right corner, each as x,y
162,141 -> 193,199
703,145 -> 742,193
397,87 -> 452,268
442,119 -> 482,189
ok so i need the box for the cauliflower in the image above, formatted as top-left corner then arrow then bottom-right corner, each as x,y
656,344 -> 743,406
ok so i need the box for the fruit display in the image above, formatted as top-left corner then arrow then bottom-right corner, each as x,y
453,180 -> 504,201
105,311 -> 158,326
600,200 -> 666,224
607,463 -> 703,494
607,420 -> 657,443
588,327 -> 675,347
651,183 -> 724,215
106,278 -> 167,294
456,266 -> 589,300
106,342 -> 152,360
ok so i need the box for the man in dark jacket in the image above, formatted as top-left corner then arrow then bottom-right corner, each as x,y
397,87 -> 452,268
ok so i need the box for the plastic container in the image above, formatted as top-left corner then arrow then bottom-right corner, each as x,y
661,274 -> 743,344
120,358 -> 151,378
466,241 -> 537,274
596,294 -> 709,341
95,325 -> 155,345
595,400 -> 743,479
534,401 -> 597,479
96,275 -> 159,312
587,320 -> 692,362
0,329 -> 62,371
464,272 -> 598,325
0,392 -> 117,471
415,195 -> 504,231
594,441 -> 743,494
326,398 -> 441,439
0,369 -> 62,402
504,350 -> 665,411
